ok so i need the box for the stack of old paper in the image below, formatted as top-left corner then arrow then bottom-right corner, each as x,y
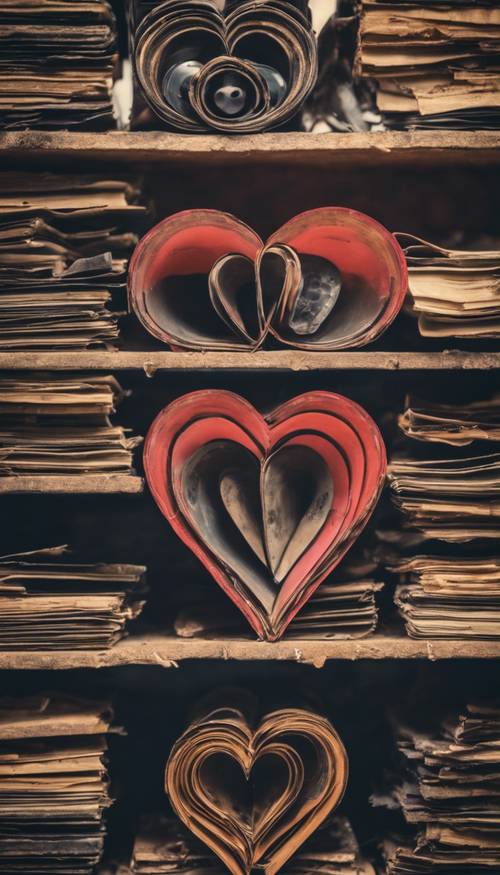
398,394 -> 500,445
0,374 -> 142,480
174,553 -> 383,640
0,0 -> 118,130
0,545 -> 146,649
0,693 -> 113,874
107,813 -> 375,875
357,1 -> 500,130
374,703 -> 500,873
397,234 -> 500,339
387,449 -> 500,542
0,174 -> 147,349
391,554 -> 500,639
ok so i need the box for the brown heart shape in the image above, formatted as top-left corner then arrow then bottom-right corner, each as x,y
128,208 -> 407,352
144,390 -> 387,640
131,0 -> 317,133
165,698 -> 348,875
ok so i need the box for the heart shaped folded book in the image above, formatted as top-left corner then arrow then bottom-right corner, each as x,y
144,390 -> 386,640
129,208 -> 407,351
130,0 -> 317,132
165,691 -> 348,875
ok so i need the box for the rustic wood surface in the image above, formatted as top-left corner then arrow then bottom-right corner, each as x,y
1,351 -> 499,372
1,131 -> 499,167
0,634 -> 498,670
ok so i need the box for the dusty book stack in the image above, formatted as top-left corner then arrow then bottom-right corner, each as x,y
0,374 -> 142,484
386,394 -> 500,638
0,546 -> 146,649
0,0 -> 119,130
0,694 -> 114,874
374,702 -> 500,873
0,174 -> 147,350
356,1 -> 500,130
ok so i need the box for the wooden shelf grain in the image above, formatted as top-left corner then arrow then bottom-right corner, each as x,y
1,131 -> 499,168
0,633 -> 499,670
1,351 -> 499,372
0,474 -> 143,494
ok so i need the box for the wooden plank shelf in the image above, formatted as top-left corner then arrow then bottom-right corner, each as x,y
1,351 -> 499,372
0,474 -> 143,494
0,633 -> 499,670
1,131 -> 500,168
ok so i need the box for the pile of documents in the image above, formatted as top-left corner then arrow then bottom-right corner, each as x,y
398,394 -> 500,445
387,393 -> 500,637
0,0 -> 118,130
387,449 -> 500,542
128,0 -> 317,132
357,1 -> 500,130
0,545 -> 146,649
374,703 -> 500,873
398,233 -> 500,339
104,814 -> 375,875
175,553 -> 383,639
0,173 -> 147,349
0,374 -> 142,479
391,554 -> 500,639
0,693 -> 113,874
165,690 -> 348,875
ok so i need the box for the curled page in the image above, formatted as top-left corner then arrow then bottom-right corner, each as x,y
129,207 -> 407,351
144,389 -> 386,640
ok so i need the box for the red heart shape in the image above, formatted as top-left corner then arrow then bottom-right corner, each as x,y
128,207 -> 407,352
144,390 -> 386,640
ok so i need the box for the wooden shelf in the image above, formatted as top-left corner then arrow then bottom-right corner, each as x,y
0,633 -> 499,670
1,351 -> 499,372
0,474 -> 143,494
1,131 -> 499,168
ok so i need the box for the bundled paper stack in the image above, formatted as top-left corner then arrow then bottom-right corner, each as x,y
357,1 -> 500,130
175,553 -> 383,640
398,394 -> 500,445
0,374 -> 142,482
108,814 -> 375,875
0,693 -> 114,874
0,174 -> 147,350
397,234 -> 500,340
391,554 -> 500,639
0,545 -> 146,649
0,0 -> 118,130
386,393 -> 500,637
374,703 -> 500,873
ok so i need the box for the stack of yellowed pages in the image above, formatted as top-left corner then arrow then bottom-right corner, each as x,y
391,554 -> 500,639
397,233 -> 500,339
0,374 -> 142,481
0,693 -> 113,874
0,0 -> 118,130
374,703 -> 500,873
357,1 -> 500,130
174,554 -> 383,640
0,545 -> 146,649
399,394 -> 500,445
386,394 -> 500,637
107,814 -> 375,875
0,174 -> 147,349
